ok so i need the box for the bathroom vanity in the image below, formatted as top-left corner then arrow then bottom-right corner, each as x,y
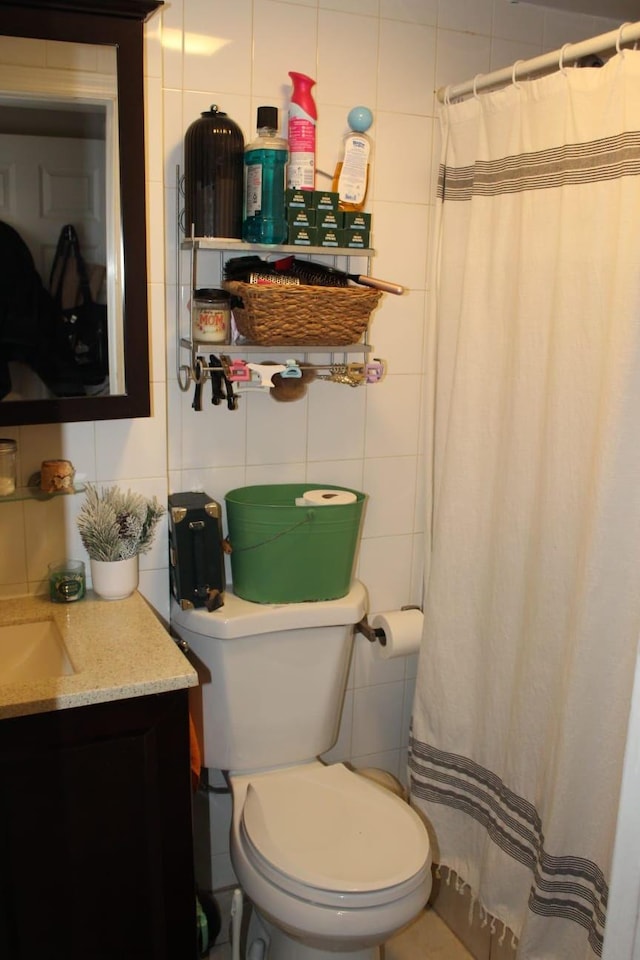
0,592 -> 198,960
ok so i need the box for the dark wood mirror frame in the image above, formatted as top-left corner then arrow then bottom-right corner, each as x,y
0,0 -> 163,427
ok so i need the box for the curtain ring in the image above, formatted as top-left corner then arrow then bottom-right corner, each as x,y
512,59 -> 524,88
472,74 -> 483,99
617,22 -> 632,54
559,42 -> 573,74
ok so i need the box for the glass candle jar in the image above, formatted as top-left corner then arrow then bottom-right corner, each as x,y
0,438 -> 17,496
191,288 -> 231,343
48,559 -> 86,603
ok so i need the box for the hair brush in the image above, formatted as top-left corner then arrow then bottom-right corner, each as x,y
224,255 -> 270,279
273,256 -> 404,295
224,255 -> 300,286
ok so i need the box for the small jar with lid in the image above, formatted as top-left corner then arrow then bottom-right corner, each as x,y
191,288 -> 231,344
0,438 -> 17,496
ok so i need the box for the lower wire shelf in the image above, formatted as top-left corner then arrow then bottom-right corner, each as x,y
182,338 -> 373,356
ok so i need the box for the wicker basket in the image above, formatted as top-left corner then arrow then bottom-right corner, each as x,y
223,280 -> 382,345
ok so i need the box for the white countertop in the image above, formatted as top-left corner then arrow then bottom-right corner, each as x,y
0,591 -> 198,720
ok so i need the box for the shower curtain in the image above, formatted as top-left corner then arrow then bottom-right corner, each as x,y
409,51 -> 640,960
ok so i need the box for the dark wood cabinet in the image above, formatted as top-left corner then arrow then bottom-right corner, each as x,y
0,689 -> 196,960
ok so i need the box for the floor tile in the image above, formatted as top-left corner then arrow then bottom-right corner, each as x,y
385,907 -> 473,959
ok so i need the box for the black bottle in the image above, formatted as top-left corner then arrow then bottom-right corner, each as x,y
184,105 -> 245,239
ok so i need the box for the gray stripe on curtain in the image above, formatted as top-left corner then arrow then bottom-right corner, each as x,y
409,734 -> 607,955
437,130 -> 640,200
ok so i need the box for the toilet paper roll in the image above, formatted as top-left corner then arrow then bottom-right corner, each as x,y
370,608 -> 424,660
295,489 -> 357,507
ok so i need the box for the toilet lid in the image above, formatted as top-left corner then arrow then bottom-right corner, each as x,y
241,763 -> 429,894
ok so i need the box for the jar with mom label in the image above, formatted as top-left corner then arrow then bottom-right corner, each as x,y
191,288 -> 231,344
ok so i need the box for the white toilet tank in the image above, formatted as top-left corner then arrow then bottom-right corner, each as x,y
171,580 -> 367,772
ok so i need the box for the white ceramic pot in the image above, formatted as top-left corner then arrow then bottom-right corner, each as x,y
90,555 -> 139,601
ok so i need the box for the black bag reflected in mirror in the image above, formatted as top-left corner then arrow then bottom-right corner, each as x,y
0,220 -> 94,400
49,224 -> 108,390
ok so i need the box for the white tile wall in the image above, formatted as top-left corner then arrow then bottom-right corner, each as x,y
0,0 -> 625,932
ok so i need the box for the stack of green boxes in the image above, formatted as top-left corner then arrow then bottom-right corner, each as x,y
285,189 -> 372,250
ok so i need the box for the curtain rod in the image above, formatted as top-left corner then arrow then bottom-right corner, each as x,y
436,19 -> 640,103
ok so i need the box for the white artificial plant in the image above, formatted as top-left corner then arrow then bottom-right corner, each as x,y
76,484 -> 165,561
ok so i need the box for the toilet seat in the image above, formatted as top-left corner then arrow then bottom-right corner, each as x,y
238,763 -> 430,909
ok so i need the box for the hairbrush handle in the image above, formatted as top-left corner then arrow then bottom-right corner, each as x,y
351,274 -> 404,295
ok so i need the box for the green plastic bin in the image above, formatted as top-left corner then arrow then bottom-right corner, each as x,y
225,483 -> 366,603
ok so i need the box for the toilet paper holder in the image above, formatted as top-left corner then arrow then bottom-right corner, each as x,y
355,605 -> 422,647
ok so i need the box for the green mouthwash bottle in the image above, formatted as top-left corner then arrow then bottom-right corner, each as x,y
242,106 -> 289,245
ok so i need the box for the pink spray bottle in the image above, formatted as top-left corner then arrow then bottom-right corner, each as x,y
287,71 -> 317,191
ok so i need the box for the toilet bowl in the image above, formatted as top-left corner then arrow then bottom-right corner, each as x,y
229,761 -> 432,957
171,581 -> 432,959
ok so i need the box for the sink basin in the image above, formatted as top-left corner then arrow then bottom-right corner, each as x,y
0,620 -> 75,683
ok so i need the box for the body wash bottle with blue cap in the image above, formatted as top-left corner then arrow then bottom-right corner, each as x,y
331,106 -> 373,212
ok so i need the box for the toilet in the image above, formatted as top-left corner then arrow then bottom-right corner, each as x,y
171,580 -> 432,960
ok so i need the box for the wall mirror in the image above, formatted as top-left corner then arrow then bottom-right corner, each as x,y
0,0 -> 162,427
